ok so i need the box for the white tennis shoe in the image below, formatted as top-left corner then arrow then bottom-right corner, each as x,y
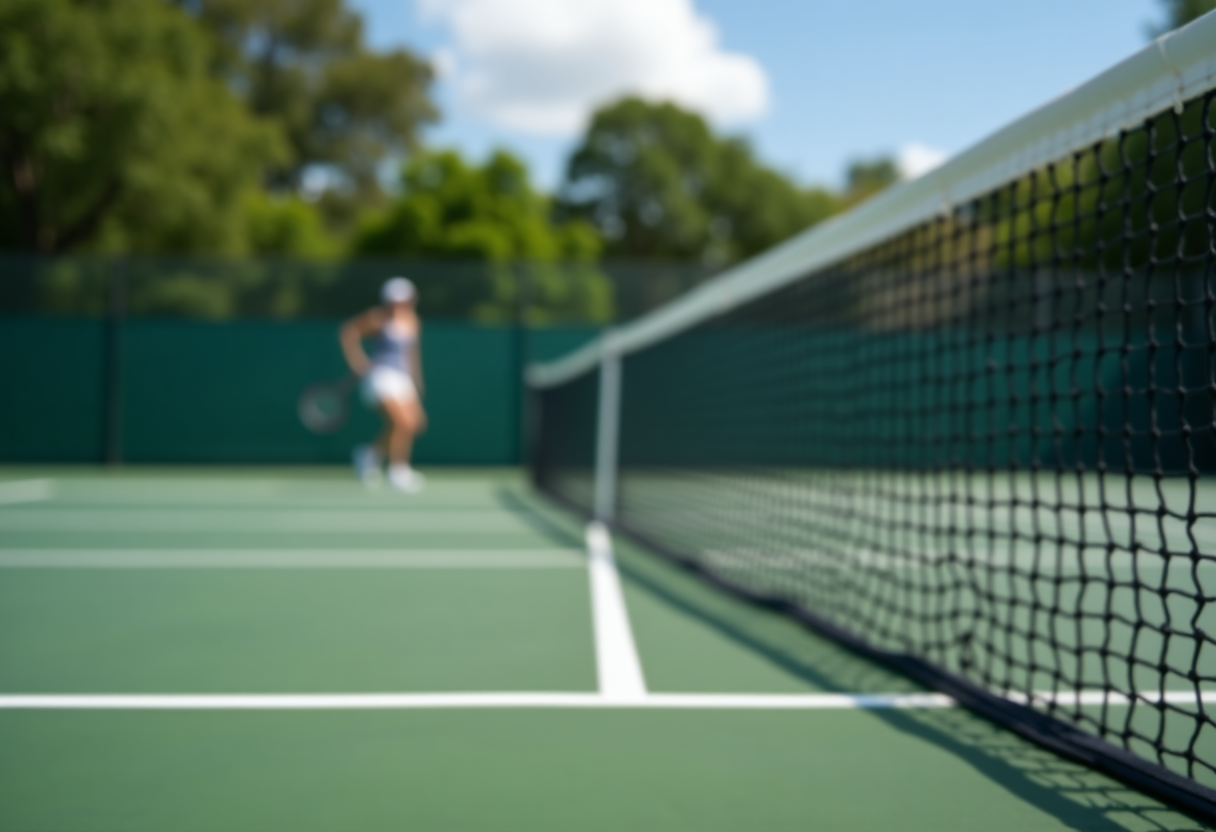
388,464 -> 424,494
353,445 -> 382,487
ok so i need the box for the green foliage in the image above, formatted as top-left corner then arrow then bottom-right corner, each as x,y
986,94 -> 1213,275
1148,0 -> 1216,35
243,192 -> 339,258
558,97 -> 843,264
355,149 -> 600,262
843,158 -> 901,207
179,0 -> 438,196
0,0 -> 284,254
354,149 -> 610,322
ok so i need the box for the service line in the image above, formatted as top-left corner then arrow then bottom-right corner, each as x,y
0,549 -> 585,569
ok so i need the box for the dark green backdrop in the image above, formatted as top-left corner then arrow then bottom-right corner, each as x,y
0,318 -> 599,465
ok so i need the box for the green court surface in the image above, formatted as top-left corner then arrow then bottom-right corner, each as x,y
0,469 -> 1206,831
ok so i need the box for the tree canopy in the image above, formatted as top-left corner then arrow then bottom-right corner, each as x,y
354,149 -> 609,322
243,192 -> 339,258
355,149 -> 599,263
556,97 -> 842,265
2,1 -> 905,272
0,0 -> 441,255
841,158 -> 901,207
0,0 -> 283,254
177,0 -> 438,202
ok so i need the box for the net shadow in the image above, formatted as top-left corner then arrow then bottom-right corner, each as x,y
612,536 -> 1209,832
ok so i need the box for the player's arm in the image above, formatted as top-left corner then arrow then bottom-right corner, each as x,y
339,309 -> 382,377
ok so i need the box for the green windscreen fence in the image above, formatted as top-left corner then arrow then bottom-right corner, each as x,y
0,255 -> 652,465
0,316 -> 599,465
0,318 -> 107,462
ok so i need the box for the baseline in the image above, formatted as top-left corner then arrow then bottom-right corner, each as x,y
0,692 -> 952,710
4,690 -> 1212,710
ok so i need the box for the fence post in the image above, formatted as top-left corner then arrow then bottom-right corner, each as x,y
513,263 -> 530,465
103,258 -> 125,466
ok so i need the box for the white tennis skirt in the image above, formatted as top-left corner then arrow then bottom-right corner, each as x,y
361,367 -> 417,407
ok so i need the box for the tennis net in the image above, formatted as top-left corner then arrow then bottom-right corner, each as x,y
528,14 -> 1216,822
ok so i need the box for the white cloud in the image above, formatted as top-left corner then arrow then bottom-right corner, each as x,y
420,0 -> 770,136
897,142 -> 949,180
430,46 -> 458,80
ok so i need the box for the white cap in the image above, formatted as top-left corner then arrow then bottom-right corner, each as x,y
381,277 -> 416,304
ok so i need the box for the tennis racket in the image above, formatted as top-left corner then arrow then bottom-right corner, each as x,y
298,373 -> 358,434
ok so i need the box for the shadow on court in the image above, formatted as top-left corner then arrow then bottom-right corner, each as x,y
496,488 -> 587,549
502,488 -> 1203,832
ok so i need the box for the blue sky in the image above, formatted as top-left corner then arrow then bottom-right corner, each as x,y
349,0 -> 1165,191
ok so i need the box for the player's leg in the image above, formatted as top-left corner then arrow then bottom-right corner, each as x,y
382,396 -> 424,493
353,370 -> 391,486
382,398 -> 415,464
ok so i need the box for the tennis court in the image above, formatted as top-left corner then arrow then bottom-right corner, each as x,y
0,468 -> 1204,831
3,10 -> 1215,831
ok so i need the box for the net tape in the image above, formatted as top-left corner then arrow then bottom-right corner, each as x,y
531,13 -> 1216,822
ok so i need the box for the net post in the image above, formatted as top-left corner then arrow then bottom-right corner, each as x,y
593,333 -> 621,522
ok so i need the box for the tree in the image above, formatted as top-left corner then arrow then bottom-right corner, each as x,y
0,0 -> 284,253
1148,0 -> 1216,35
243,192 -> 338,258
557,97 -> 840,265
356,149 -> 598,262
354,149 -> 609,322
842,157 -> 901,207
179,0 -> 438,204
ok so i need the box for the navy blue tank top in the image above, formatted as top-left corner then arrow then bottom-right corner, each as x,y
369,320 -> 415,376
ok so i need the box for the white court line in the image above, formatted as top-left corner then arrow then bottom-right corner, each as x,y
1009,690 -> 1216,707
0,550 -> 585,569
4,689 -> 1213,711
0,479 -> 53,506
587,522 -> 647,701
0,692 -> 952,710
0,509 -> 543,533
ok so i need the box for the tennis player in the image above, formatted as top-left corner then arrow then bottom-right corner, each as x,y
340,277 -> 427,492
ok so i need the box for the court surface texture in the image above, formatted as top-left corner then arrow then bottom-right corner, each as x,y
0,469 -> 1205,831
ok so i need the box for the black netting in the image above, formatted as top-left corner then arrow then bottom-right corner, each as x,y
532,90 -> 1216,815
531,365 -> 600,512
